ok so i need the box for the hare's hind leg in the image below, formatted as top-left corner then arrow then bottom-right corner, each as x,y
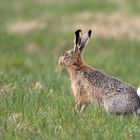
104,94 -> 140,115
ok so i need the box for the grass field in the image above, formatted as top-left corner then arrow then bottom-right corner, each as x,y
0,0 -> 140,139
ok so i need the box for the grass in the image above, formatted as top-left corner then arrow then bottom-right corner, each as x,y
0,0 -> 140,139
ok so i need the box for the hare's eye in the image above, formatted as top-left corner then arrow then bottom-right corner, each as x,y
65,53 -> 69,56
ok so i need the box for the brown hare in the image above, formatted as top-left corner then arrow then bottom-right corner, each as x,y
58,29 -> 140,115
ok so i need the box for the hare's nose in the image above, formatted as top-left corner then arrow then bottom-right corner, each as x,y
59,61 -> 63,65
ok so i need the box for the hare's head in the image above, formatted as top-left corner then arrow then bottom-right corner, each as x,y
58,29 -> 92,68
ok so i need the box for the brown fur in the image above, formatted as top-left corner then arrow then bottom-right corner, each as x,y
58,30 -> 140,114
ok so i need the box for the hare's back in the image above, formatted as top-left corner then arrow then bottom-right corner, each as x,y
83,69 -> 137,95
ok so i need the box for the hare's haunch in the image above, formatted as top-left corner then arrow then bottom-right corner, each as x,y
58,29 -> 140,115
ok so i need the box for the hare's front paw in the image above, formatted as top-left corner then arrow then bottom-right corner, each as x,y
75,102 -> 87,113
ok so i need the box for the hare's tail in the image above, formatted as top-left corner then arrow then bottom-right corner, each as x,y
137,87 -> 140,97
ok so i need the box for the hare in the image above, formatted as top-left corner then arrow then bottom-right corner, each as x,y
58,29 -> 140,115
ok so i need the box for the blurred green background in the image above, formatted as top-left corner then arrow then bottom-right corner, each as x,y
0,0 -> 140,140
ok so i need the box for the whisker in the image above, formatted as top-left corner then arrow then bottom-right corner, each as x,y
57,63 -> 62,77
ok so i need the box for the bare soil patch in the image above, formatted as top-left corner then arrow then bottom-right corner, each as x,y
7,20 -> 45,35
62,12 -> 140,40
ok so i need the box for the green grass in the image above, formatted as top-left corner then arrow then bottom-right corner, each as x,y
0,0 -> 140,140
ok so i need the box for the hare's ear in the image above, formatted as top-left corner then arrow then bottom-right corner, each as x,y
74,29 -> 81,52
79,30 -> 92,53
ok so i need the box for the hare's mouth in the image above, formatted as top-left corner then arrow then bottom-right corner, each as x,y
58,56 -> 64,66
